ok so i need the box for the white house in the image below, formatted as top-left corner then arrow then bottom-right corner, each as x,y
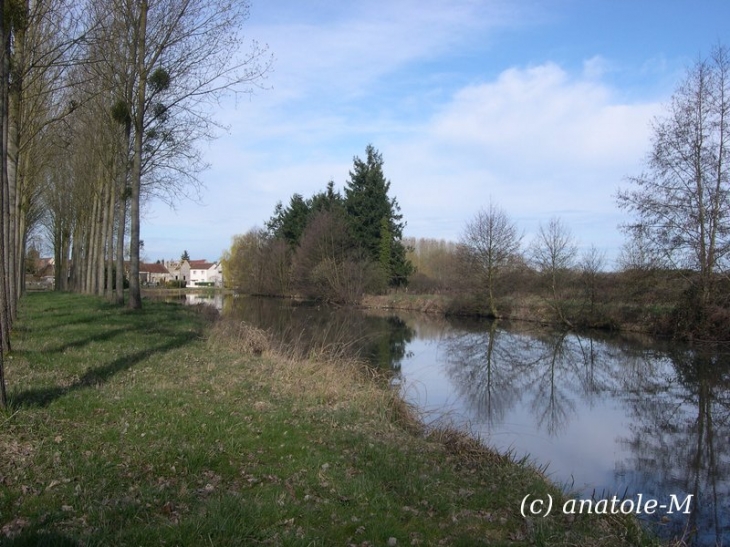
188,259 -> 223,287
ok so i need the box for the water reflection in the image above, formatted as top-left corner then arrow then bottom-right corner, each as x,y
441,322 -> 523,428
614,348 -> 730,545
186,292 -> 224,309
217,296 -> 728,546
223,296 -> 414,369
442,323 -> 618,436
437,325 -> 730,546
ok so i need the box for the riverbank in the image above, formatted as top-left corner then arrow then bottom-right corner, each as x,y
361,292 -> 670,335
1,293 -> 660,545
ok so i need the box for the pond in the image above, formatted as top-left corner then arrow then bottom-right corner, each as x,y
193,293 -> 729,546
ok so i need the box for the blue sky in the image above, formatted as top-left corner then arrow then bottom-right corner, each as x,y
142,0 -> 730,267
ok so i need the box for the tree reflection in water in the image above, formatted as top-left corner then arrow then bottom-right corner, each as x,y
440,323 -> 730,546
615,347 -> 730,546
442,323 -> 619,436
440,321 -> 522,428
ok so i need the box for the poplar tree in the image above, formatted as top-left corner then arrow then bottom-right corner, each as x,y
104,0 -> 272,309
0,0 -> 8,408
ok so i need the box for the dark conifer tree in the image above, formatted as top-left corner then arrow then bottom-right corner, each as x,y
344,145 -> 412,287
266,193 -> 312,247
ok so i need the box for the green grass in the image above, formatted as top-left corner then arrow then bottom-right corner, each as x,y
0,292 -> 658,546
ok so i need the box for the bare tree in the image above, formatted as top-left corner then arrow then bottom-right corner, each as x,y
617,225 -> 662,273
6,0 -> 82,312
530,217 -> 578,326
579,244 -> 605,321
120,0 -> 272,309
38,0 -> 271,308
617,44 -> 730,315
459,201 -> 522,317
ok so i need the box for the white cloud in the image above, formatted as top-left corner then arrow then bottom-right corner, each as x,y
381,62 -> 661,260
246,0 -> 541,110
582,55 -> 613,80
430,63 -> 656,168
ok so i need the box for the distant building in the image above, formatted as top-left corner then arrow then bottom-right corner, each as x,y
139,262 -> 170,286
26,257 -> 56,289
188,259 -> 223,287
158,258 -> 223,287
163,259 -> 190,286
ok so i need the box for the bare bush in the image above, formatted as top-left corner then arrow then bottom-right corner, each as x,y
291,209 -> 383,303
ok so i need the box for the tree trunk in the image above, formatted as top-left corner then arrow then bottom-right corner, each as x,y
70,222 -> 83,291
6,85 -> 18,319
0,6 -> 11,354
115,193 -> 126,304
16,200 -> 26,298
85,193 -> 98,294
3,0 -> 25,323
128,0 -> 148,310
105,174 -> 117,300
53,220 -> 63,290
97,183 -> 109,297
61,227 -> 71,291
0,0 -> 10,404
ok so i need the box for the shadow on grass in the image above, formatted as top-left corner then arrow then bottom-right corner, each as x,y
10,331 -> 196,409
1,530 -> 79,547
15,327 -> 128,364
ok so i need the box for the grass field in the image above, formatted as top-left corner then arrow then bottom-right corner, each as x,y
0,292 -> 658,546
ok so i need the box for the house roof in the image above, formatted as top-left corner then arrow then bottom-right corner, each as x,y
140,262 -> 170,274
189,259 -> 216,269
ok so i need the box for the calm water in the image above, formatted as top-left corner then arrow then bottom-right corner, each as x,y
199,294 -> 729,546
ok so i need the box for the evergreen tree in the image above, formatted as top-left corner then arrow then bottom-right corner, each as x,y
344,145 -> 412,287
309,180 -> 343,214
266,193 -> 311,247
267,182 -> 345,248
390,237 -> 413,288
181,250 -> 190,261
379,218 -> 392,277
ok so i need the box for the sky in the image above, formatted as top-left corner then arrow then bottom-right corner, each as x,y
141,0 -> 730,268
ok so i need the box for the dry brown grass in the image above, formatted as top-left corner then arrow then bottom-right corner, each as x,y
425,426 -> 507,468
206,317 -> 419,432
207,318 -> 270,356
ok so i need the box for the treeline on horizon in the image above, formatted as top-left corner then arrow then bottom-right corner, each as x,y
226,45 -> 730,341
224,180 -> 713,340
